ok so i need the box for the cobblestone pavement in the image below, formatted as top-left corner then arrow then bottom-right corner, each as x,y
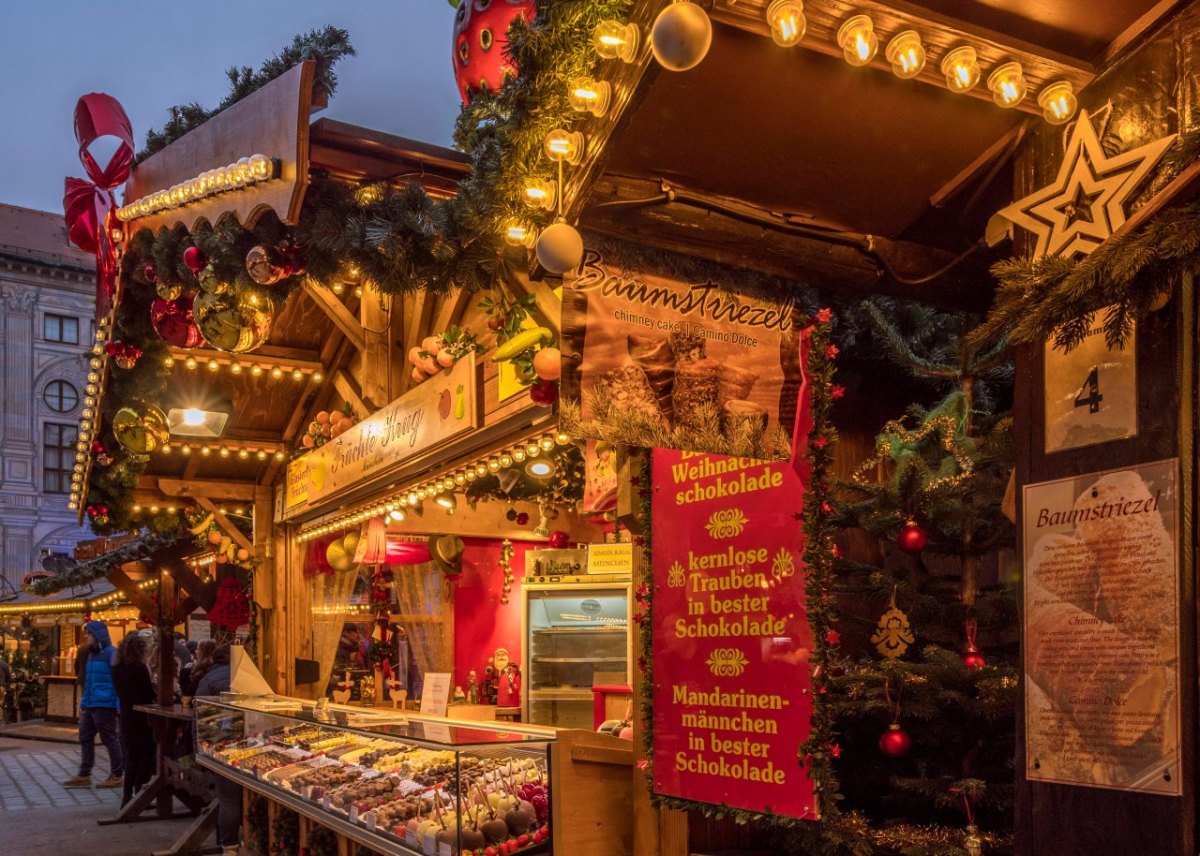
0,737 -> 121,811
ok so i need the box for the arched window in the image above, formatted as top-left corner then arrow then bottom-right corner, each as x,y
44,380 -> 79,413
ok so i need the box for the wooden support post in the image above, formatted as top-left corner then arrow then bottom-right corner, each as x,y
160,555 -> 217,612
306,285 -> 366,352
360,290 -> 399,410
157,572 -> 177,706
253,486 -> 275,610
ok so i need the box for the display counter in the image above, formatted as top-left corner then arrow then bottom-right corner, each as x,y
196,695 -> 554,855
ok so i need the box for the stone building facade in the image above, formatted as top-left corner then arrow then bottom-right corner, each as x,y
0,204 -> 94,593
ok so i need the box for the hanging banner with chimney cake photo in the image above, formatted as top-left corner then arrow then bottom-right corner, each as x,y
1023,459 -> 1180,794
560,238 -> 804,461
650,448 -> 816,819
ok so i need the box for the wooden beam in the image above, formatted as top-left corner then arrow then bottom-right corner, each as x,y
195,498 -> 255,555
305,285 -> 366,352
151,477 -> 258,501
252,485 -> 275,610
360,290 -> 396,410
1101,0 -> 1186,64
929,123 -> 1027,210
162,555 -> 217,612
581,174 -> 992,311
1105,158 -> 1200,244
107,564 -> 158,621
333,370 -> 371,419
504,264 -> 562,334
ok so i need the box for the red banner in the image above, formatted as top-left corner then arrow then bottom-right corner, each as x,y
651,446 -> 816,818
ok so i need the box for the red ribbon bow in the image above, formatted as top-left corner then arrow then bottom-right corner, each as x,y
63,93 -> 134,319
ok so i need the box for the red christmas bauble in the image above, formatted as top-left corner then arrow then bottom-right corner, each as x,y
183,246 -> 207,274
151,294 -> 206,348
548,530 -> 569,549
879,723 -> 911,757
896,520 -> 927,554
452,0 -> 537,104
529,379 -> 558,405
143,263 -> 157,283
963,648 -> 987,670
515,511 -> 529,525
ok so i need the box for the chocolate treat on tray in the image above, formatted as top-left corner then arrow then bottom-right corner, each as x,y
672,359 -> 721,429
238,750 -> 296,776
669,330 -> 707,363
286,763 -> 362,793
592,365 -> 666,425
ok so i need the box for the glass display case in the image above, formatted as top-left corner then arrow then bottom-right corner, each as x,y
522,582 -> 631,728
195,695 -> 553,856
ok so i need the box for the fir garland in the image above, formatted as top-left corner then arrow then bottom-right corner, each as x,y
137,27 -> 355,163
28,531 -> 188,596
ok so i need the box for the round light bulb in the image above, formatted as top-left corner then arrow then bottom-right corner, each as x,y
941,46 -> 980,93
837,15 -> 878,67
543,129 -> 586,165
271,367 -> 284,379
504,223 -> 536,248
1037,81 -> 1077,125
230,362 -> 242,374
207,359 -> 220,372
988,61 -> 1027,108
593,20 -> 640,62
248,154 -> 274,182
568,77 -> 612,117
487,457 -> 501,473
185,357 -> 197,370
522,177 -> 557,211
766,0 -> 806,48
885,30 -> 926,79
500,454 -> 513,468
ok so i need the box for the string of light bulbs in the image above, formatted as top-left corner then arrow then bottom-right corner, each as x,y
165,349 -> 325,383
116,154 -> 279,222
762,1 -> 1079,124
156,441 -> 287,461
0,577 -> 159,617
68,317 -> 116,511
295,429 -> 573,543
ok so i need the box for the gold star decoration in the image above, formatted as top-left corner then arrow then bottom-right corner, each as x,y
999,111 -> 1175,259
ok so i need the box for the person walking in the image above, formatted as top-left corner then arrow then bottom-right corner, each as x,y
112,634 -> 156,806
61,620 -> 124,788
195,644 -> 240,856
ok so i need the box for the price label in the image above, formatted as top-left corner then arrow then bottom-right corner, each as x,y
1044,312 -> 1137,453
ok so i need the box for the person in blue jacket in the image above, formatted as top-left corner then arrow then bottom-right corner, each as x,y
62,620 -> 125,788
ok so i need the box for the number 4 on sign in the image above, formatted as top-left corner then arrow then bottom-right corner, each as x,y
1074,367 -> 1103,414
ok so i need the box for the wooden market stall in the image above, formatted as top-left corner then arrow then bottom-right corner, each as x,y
53,2 -> 1200,855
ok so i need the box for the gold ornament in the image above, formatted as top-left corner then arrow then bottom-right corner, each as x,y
112,405 -> 170,454
998,110 -> 1175,259
871,589 -> 914,659
194,285 -> 275,353
155,281 -> 182,301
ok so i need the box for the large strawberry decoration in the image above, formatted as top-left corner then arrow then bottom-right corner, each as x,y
451,0 -> 537,104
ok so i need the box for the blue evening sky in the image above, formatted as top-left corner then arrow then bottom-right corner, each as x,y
0,1 -> 462,213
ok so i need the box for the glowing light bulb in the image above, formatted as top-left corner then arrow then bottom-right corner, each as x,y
164,356 -> 175,367
185,357 -> 198,370
504,223 -> 536,248
251,364 -> 264,376
271,367 -> 284,379
182,408 -> 206,426
837,15 -> 878,67
229,362 -> 242,374
207,359 -> 220,372
292,369 -> 304,381
248,153 -> 274,182
593,20 -> 639,62
1037,81 -> 1077,125
988,61 -> 1027,108
885,30 -> 926,79
941,46 -> 980,93
568,77 -> 612,117
766,0 -> 805,48
543,129 -> 585,165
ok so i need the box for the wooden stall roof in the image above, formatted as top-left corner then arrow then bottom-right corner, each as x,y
580,0 -> 1178,309
137,123 -> 473,507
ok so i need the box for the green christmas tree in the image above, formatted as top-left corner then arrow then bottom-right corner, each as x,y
823,303 -> 1019,854
2,627 -> 49,722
